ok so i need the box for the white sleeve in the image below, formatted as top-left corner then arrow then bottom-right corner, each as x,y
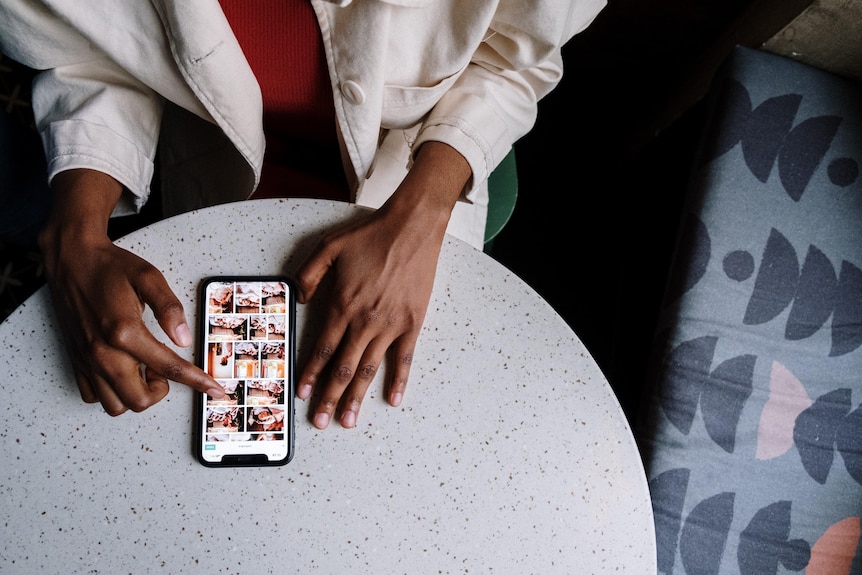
1,0 -> 166,216
416,0 -> 606,200
32,61 -> 164,216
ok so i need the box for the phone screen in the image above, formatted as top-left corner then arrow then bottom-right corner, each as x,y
196,277 -> 295,467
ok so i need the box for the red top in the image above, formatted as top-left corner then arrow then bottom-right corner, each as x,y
219,0 -> 348,201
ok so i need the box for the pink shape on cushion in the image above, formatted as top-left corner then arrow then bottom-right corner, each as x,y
755,361 -> 812,460
807,517 -> 861,575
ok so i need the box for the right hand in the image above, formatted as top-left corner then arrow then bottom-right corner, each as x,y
40,169 -> 224,415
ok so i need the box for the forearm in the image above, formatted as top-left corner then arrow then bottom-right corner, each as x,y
381,141 -> 472,237
30,60 -> 164,217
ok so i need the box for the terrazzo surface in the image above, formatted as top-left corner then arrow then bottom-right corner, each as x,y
0,199 -> 655,573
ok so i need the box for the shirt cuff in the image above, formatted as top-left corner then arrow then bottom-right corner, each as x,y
40,119 -> 155,216
415,94 -> 510,203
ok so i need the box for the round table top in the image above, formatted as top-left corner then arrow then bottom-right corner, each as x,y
0,198 -> 656,574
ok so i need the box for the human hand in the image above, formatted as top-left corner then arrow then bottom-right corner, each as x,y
294,141 -> 470,429
40,169 -> 224,415
294,209 -> 438,429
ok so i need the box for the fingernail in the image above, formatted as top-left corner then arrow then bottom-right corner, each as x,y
297,384 -> 312,399
340,410 -> 356,428
391,392 -> 402,407
208,386 -> 226,398
313,412 -> 330,429
176,322 -> 192,347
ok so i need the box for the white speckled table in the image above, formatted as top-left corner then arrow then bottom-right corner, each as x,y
0,198 -> 656,574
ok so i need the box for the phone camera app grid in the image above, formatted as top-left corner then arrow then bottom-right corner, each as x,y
202,281 -> 289,447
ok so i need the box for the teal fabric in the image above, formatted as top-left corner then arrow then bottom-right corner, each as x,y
484,147 -> 518,246
638,46 -> 862,575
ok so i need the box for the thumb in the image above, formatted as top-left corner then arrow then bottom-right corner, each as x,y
294,242 -> 337,304
137,267 -> 193,347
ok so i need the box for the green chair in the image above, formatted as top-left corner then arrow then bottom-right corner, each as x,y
483,147 -> 518,251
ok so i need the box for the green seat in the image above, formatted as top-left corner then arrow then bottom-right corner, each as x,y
484,147 -> 518,250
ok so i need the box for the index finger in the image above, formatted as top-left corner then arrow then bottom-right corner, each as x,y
129,267 -> 225,396
106,320 -> 224,397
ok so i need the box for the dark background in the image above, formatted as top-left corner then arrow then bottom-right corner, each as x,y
487,0 -> 789,422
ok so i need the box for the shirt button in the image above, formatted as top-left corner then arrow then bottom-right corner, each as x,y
341,80 -> 366,105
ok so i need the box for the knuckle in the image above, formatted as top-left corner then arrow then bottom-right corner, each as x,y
364,309 -> 380,323
318,397 -> 339,412
126,396 -> 155,413
389,379 -> 407,394
343,395 -> 363,412
359,363 -> 376,378
102,318 -> 140,350
154,298 -> 184,319
391,377 -> 408,392
293,273 -> 316,297
315,345 -> 335,362
87,339 -> 114,365
104,404 -> 128,417
333,365 -> 353,382
161,361 -> 185,382
331,294 -> 356,316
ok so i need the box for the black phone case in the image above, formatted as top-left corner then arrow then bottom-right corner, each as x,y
195,275 -> 296,467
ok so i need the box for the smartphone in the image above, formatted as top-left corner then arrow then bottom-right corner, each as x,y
195,276 -> 295,467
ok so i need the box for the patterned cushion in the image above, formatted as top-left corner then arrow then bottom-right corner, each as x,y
637,46 -> 862,574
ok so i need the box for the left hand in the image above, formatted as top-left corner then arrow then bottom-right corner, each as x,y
294,141 -> 471,429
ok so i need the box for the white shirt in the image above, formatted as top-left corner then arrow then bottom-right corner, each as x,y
0,0 -> 605,248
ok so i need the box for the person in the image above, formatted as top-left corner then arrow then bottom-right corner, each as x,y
0,0 -> 606,429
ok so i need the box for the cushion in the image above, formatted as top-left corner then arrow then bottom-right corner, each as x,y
637,45 -> 862,575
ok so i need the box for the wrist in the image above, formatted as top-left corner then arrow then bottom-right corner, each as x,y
38,169 -> 123,263
383,141 -> 472,233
